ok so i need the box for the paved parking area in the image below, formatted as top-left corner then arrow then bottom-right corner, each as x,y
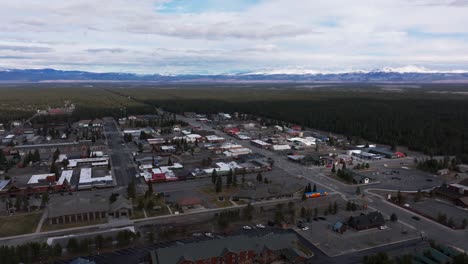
298,210 -> 420,257
360,166 -> 443,191
406,199 -> 468,228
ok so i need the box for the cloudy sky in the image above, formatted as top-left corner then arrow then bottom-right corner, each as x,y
1,0 -> 468,74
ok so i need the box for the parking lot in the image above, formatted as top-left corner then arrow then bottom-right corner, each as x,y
406,199 -> 468,228
297,209 -> 420,257
360,164 -> 443,191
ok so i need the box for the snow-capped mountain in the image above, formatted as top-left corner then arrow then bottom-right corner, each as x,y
247,65 -> 468,75
1,67 -> 468,83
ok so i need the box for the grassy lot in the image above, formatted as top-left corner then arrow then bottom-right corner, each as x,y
131,208 -> 146,220
0,212 -> 42,237
200,185 -> 239,208
41,219 -> 107,232
134,195 -> 170,218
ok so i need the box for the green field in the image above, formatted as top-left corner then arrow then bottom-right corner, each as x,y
0,213 -> 42,237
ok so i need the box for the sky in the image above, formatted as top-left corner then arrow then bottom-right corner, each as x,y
1,0 -> 468,74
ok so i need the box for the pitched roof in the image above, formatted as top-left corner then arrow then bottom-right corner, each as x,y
153,233 -> 302,264
110,196 -> 132,211
348,212 -> 385,229
48,195 -> 109,218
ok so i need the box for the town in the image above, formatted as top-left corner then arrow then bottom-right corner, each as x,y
0,104 -> 467,264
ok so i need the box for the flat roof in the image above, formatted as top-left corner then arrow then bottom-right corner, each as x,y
186,134 -> 202,138
251,139 -> 271,146
229,147 -> 252,153
0,179 -> 11,190
206,135 -> 225,140
28,174 -> 55,184
79,168 -> 112,184
58,170 -> 73,185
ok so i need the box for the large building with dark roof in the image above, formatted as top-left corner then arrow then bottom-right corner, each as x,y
47,195 -> 132,225
348,211 -> 385,231
151,232 -> 308,264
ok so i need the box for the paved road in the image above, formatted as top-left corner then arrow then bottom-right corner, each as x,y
103,117 -> 138,187
177,114 -> 468,251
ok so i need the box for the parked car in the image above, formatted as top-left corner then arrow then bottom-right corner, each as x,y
192,233 -> 202,237
205,233 -> 214,238
378,225 -> 388,230
412,216 -> 421,221
243,225 -> 252,230
256,224 -> 265,229
318,217 -> 326,221
301,226 -> 309,231
404,203 -> 410,208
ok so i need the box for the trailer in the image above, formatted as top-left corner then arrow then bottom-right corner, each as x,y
305,191 -> 328,198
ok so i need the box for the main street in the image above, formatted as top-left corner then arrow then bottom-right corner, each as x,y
103,117 -> 138,187
177,114 -> 468,251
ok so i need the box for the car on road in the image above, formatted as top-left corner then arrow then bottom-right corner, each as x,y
404,203 -> 410,208
426,179 -> 433,182
256,224 -> 265,229
243,225 -> 252,230
412,216 -> 421,221
301,227 -> 309,231
313,217 -> 319,221
205,233 -> 214,238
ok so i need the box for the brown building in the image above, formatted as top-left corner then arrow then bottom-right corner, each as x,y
152,232 -> 309,264
47,195 -> 132,225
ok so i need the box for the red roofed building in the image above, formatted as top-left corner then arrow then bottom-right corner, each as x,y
394,152 -> 406,158
291,125 -> 302,131
224,127 -> 240,135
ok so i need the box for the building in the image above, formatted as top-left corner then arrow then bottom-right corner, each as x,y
78,168 -> 113,190
272,144 -> 291,151
151,232 -> 308,264
3,172 -> 72,196
457,164 -> 468,173
348,212 -> 385,230
205,135 -> 225,143
204,162 -> 242,175
251,139 -> 272,149
368,148 -> 398,159
287,137 -> 316,146
47,195 -> 132,225
224,147 -> 253,157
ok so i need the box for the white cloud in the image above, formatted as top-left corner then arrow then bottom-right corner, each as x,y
0,0 -> 468,74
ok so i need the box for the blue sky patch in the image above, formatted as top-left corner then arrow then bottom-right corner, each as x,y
157,0 -> 260,13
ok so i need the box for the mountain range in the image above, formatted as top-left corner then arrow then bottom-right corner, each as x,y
1,67 -> 468,83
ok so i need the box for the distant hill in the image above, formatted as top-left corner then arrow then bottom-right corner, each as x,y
1,68 -> 468,83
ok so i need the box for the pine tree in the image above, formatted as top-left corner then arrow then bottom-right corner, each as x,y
211,170 -> 217,185
226,169 -> 233,187
215,175 -> 223,193
313,184 -> 317,192
356,186 -> 361,195
233,171 -> 238,186
256,172 -> 263,182
53,148 -> 60,162
127,181 -> 136,198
